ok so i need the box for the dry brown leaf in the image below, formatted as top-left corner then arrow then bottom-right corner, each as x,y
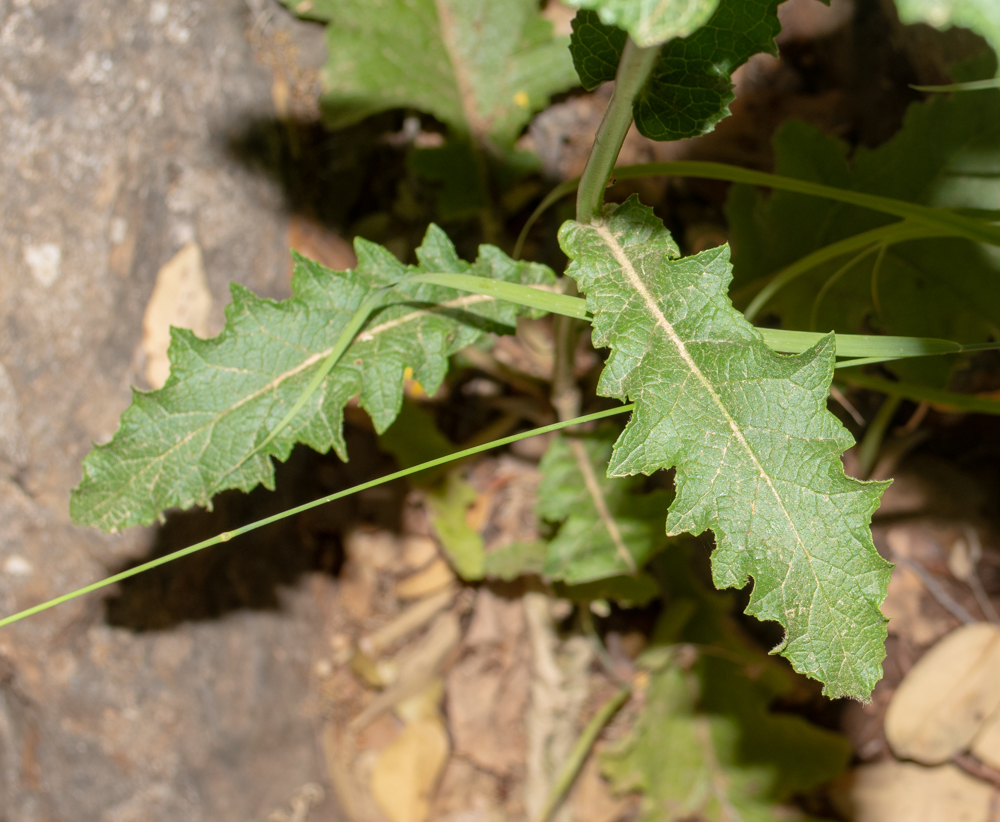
395,559 -> 454,601
370,718 -> 450,822
569,755 -> 633,822
885,623 -> 1000,764
844,761 -> 994,822
360,588 -> 455,657
352,612 -> 461,730
446,588 -> 530,778
973,709 -> 1000,771
288,215 -> 357,274
400,535 -> 439,571
394,678 -> 445,725
141,242 -> 212,389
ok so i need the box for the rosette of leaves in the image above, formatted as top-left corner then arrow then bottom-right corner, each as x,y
559,196 -> 890,699
727,83 -> 1000,386
569,0 -> 784,140
71,230 -> 555,533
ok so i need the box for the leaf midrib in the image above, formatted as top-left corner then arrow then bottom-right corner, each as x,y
86,290 -> 510,523
592,222 -> 849,680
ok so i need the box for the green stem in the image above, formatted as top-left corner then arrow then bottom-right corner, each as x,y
742,222 -> 943,322
856,394 -> 901,479
531,686 -> 631,822
576,39 -> 660,224
0,405 -> 634,629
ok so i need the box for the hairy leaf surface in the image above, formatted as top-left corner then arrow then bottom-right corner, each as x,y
603,549 -> 851,820
538,429 -> 672,583
728,89 -> 1000,386
72,231 -> 554,533
290,0 -> 579,148
559,196 -> 890,699
569,0 -> 783,140
566,0 -> 721,47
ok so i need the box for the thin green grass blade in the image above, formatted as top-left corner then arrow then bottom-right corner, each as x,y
406,273 -> 589,319
409,274 -> 998,364
911,79 -> 1000,92
0,405 -> 635,629
514,178 -> 579,260
613,162 -> 1000,247
743,222 -> 944,322
840,373 -> 1000,416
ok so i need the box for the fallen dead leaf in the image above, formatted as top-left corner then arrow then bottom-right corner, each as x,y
359,588 -> 455,658
352,612 -> 461,730
569,755 -> 633,822
400,535 -> 439,571
370,718 -> 450,822
446,588 -> 530,777
843,761 -> 994,822
395,558 -> 454,601
288,214 -> 357,275
973,709 -> 1000,771
141,242 -> 212,388
885,623 -> 1000,764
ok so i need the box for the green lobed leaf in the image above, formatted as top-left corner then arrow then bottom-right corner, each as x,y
426,473 -> 487,580
894,0 -> 1000,76
728,88 -> 1000,386
569,1 -> 783,140
566,0 -> 721,47
559,196 -> 891,699
537,428 -> 672,583
603,548 -> 852,821
291,0 -> 580,149
71,230 -> 555,533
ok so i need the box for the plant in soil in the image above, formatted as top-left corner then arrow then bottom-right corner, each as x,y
10,0 -> 1000,818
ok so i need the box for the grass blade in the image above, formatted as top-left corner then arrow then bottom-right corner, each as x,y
0,405 -> 634,629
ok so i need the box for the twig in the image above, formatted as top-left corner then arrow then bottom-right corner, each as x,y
953,753 -> 1000,790
531,687 -> 631,822
894,556 -> 976,625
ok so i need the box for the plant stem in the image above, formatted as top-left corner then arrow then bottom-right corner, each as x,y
576,38 -> 661,224
531,686 -> 631,822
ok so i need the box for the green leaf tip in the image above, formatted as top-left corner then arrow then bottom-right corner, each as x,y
71,229 -> 555,533
567,0 -> 722,47
569,0 -> 782,140
559,196 -> 891,700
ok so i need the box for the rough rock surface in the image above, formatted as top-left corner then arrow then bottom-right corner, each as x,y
0,0 -> 341,818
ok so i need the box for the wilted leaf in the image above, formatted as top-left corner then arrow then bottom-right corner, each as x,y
560,196 -> 890,699
884,622 -> 1000,764
569,0 -> 783,140
292,0 -> 580,149
538,429 -> 672,584
728,87 -> 1000,386
370,718 -> 450,822
845,761 -> 993,822
73,230 -> 554,532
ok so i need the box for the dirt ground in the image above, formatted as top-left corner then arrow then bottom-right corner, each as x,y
5,1 -> 1000,821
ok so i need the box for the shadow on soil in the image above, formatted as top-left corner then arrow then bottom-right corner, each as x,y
103,425 -> 407,631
